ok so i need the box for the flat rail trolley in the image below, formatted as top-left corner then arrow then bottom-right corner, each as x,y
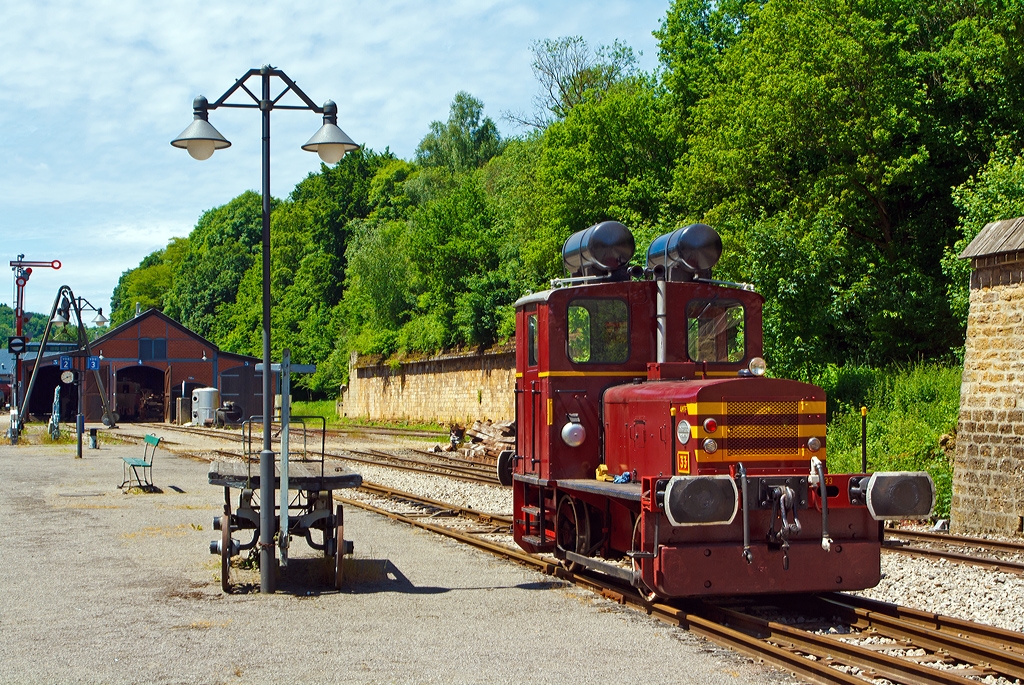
208,418 -> 361,592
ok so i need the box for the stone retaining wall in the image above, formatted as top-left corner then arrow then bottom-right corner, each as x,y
343,350 -> 516,425
951,257 -> 1024,536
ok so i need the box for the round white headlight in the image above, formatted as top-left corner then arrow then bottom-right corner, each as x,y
702,438 -> 718,454
807,436 -> 821,452
561,421 -> 586,447
676,420 -> 692,445
748,357 -> 767,376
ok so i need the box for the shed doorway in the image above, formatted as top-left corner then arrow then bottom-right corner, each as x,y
115,366 -> 165,422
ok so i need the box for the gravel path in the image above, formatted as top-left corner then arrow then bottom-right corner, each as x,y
101,423 -> 1024,673
0,426 -> 790,685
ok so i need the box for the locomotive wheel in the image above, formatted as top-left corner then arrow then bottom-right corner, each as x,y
496,450 -> 514,487
334,504 -> 345,590
220,501 -> 232,594
555,496 -> 589,572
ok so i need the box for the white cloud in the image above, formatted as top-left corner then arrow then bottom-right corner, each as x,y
1,0 -> 669,313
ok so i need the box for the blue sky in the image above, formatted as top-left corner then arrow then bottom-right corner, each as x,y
1,0 -> 669,316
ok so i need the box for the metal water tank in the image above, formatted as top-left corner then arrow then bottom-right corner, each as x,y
191,387 -> 220,426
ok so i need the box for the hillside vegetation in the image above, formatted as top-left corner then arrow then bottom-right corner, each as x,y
110,1 -> 1024,432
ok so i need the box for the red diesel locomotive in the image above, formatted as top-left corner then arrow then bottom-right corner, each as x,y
497,221 -> 934,597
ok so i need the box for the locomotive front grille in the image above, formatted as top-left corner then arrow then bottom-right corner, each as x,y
724,400 -> 801,459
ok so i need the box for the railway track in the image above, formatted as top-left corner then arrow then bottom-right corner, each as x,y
337,487 -> 1024,685
115,424 -> 1024,682
884,528 -> 1024,574
139,424 -> 500,485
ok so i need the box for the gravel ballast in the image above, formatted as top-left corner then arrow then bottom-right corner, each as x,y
0,435 -> 788,684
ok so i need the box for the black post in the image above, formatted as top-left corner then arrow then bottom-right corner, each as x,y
860,406 -> 867,473
258,66 -> 276,594
76,370 -> 84,459
10,352 -> 19,445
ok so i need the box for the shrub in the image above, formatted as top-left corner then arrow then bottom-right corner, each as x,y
822,363 -> 960,519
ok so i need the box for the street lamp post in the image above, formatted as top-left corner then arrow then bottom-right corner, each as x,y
172,66 -> 358,593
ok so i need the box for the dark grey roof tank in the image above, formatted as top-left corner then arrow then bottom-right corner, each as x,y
562,221 -> 635,279
646,223 -> 722,281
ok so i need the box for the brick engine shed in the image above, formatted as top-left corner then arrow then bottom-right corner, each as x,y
25,309 -> 268,424
952,216 -> 1024,537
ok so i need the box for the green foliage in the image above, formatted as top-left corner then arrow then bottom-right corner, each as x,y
0,304 -> 47,341
943,138 -> 1024,328
415,92 -> 503,173
819,363 -> 961,518
162,192 -> 264,338
666,0 -> 1024,373
109,237 -> 188,327
289,148 -> 392,301
290,400 -> 340,425
535,76 -> 677,274
655,0 -> 751,125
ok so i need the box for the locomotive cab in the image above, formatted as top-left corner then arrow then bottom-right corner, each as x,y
504,221 -> 935,597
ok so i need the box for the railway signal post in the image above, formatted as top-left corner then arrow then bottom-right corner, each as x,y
8,256 -> 61,444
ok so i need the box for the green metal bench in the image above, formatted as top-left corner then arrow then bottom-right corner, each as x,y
119,434 -> 160,490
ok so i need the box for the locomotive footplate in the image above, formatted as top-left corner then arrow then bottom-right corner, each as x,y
555,479 -> 642,502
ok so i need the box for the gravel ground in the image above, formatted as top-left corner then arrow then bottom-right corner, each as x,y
0,425 -> 790,685
101,423 -> 1024,674
856,552 -> 1024,633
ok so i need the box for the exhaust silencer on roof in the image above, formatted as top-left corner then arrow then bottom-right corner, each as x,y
646,223 -> 722,281
562,221 -> 635,280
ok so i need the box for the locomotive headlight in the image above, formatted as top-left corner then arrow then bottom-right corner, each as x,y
561,421 -> 586,447
702,438 -> 718,454
807,436 -> 821,452
675,420 -> 692,445
748,357 -> 767,376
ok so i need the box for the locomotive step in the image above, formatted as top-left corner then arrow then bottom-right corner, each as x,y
521,534 -> 555,548
565,551 -> 639,584
520,505 -> 542,516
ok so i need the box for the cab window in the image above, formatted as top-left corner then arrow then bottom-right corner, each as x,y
527,314 -> 538,367
567,298 -> 629,364
687,299 -> 745,363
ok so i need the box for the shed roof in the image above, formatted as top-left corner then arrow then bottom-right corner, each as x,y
94,308 -> 214,347
960,216 -> 1024,259
32,308 -> 259,365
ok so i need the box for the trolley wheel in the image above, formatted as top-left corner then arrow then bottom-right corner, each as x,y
220,501 -> 232,593
334,504 -> 345,590
555,495 -> 589,572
